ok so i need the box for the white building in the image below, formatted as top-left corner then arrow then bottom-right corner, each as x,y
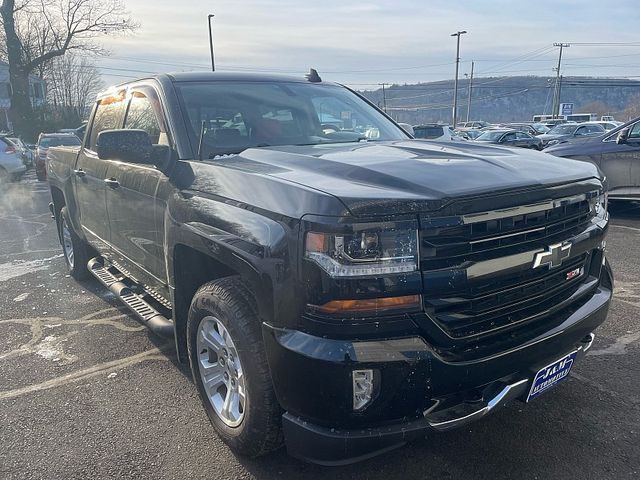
0,61 -> 47,131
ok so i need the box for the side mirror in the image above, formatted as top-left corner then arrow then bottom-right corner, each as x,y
97,129 -> 153,163
616,128 -> 630,145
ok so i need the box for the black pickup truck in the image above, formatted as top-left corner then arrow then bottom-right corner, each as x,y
46,72 -> 613,465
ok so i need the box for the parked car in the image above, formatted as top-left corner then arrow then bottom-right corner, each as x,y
36,133 -> 82,181
47,71 -> 612,465
542,119 -> 573,129
538,122 -> 606,148
413,123 -> 461,141
474,129 -> 543,150
502,123 -> 550,136
455,128 -> 483,140
592,121 -> 623,131
456,120 -> 489,129
545,116 -> 640,200
0,136 -> 27,184
7,136 -> 33,167
58,122 -> 87,138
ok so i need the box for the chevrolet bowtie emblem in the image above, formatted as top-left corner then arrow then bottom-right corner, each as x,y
533,242 -> 571,269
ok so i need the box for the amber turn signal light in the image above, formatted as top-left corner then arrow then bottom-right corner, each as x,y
311,294 -> 421,314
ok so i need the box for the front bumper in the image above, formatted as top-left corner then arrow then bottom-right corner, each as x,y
263,274 -> 612,465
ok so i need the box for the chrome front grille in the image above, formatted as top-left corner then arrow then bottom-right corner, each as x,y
420,193 -> 596,271
420,191 -> 600,340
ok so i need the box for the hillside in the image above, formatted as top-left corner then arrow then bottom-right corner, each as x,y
359,76 -> 640,125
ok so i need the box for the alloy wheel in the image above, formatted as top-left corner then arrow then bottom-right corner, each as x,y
196,316 -> 246,427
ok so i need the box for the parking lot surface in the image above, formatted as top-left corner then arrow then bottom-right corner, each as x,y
1,173 -> 639,480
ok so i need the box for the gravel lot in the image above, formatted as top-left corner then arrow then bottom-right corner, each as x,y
1,172 -> 639,480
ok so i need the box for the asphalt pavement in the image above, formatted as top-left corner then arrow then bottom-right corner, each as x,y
0,171 -> 638,479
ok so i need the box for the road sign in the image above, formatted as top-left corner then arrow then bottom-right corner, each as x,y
560,103 -> 574,116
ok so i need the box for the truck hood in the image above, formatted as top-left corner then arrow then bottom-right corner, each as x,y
205,140 -> 601,216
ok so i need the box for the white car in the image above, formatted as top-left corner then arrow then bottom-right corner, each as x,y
0,136 -> 27,184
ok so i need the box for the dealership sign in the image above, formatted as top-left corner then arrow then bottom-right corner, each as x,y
560,103 -> 574,116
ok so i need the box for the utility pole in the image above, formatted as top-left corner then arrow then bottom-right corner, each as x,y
552,43 -> 569,118
208,14 -> 215,71
466,60 -> 474,123
378,83 -> 389,113
451,30 -> 467,127
557,74 -> 564,116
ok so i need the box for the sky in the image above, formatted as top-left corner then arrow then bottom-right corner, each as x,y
96,0 -> 640,89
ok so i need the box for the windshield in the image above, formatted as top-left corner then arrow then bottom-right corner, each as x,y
548,124 -> 577,135
176,81 -> 408,158
39,136 -> 81,148
532,123 -> 550,133
476,130 -> 505,141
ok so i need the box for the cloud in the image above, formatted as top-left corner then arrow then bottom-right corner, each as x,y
96,0 -> 640,87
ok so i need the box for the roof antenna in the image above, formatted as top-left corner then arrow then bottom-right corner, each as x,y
305,68 -> 322,83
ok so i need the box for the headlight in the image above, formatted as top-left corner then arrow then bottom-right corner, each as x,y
547,139 -> 559,146
305,224 -> 418,277
590,191 -> 608,220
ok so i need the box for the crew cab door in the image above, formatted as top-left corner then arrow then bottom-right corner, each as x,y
104,86 -> 170,289
74,93 -> 127,253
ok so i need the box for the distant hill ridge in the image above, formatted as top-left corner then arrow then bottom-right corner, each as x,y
359,76 -> 640,124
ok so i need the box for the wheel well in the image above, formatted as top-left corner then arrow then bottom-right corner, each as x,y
50,186 -> 65,215
50,186 -> 65,242
173,244 -> 238,363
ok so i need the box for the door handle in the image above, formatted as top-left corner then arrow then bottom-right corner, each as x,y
73,168 -> 86,177
104,178 -> 120,189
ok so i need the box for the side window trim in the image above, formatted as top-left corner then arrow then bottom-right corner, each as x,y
83,101 -> 100,151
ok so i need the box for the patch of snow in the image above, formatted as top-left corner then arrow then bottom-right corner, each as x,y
34,335 -> 77,365
12,292 -> 30,302
0,255 -> 63,282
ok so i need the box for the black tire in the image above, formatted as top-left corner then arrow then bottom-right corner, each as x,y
57,206 -> 92,280
187,277 -> 283,457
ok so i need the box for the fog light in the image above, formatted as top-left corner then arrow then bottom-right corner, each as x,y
353,369 -> 374,411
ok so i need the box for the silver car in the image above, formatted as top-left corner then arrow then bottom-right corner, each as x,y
0,136 -> 27,184
545,116 -> 640,201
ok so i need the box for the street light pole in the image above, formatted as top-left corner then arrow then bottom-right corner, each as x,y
466,60 -> 474,123
208,14 -> 215,72
451,30 -> 467,127
552,42 -> 569,118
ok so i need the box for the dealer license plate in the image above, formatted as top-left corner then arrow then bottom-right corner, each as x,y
526,351 -> 577,402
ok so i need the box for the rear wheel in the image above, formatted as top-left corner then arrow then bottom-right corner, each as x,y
0,167 -> 8,186
187,277 -> 283,457
57,207 -> 92,280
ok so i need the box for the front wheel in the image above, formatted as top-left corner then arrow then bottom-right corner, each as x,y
57,207 -> 92,280
187,277 -> 283,457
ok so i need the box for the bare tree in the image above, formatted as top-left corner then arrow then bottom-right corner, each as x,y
622,94 -> 640,122
0,0 -> 136,137
47,53 -> 102,126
